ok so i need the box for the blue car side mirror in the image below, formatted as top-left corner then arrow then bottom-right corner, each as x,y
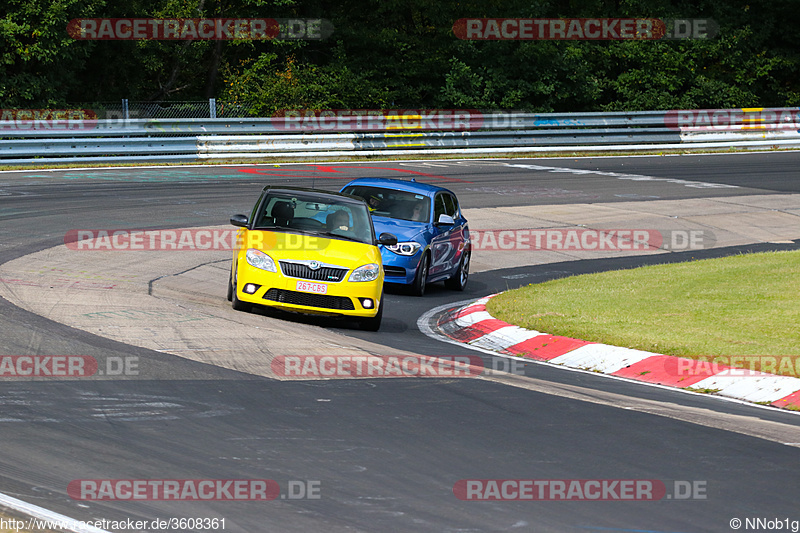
378,232 -> 398,246
435,214 -> 455,226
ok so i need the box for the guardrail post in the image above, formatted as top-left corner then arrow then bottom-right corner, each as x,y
210,98 -> 217,119
122,99 -> 129,120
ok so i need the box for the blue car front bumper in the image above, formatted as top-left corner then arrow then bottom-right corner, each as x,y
380,248 -> 422,285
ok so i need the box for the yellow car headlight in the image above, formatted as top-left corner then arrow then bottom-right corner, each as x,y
348,263 -> 380,282
245,248 -> 277,272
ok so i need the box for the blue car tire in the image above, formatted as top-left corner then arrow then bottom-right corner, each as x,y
410,253 -> 429,296
445,250 -> 470,291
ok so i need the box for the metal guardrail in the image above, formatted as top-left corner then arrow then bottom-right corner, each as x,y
1,111 -> 670,138
0,137 -> 198,156
2,108 -> 798,164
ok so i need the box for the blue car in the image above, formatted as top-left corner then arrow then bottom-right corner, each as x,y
340,178 -> 470,296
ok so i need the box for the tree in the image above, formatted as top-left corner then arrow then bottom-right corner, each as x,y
1,0 -> 798,111
0,0 -> 105,106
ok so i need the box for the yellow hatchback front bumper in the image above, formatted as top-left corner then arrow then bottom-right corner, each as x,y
232,231 -> 384,318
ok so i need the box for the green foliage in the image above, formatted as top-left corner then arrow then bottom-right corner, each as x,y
1,0 -> 798,111
223,47 -> 392,114
0,0 -> 105,106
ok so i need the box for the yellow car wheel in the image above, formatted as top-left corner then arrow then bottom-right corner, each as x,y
230,269 -> 252,313
357,292 -> 383,331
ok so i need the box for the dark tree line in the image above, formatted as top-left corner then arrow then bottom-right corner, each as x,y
1,0 -> 798,113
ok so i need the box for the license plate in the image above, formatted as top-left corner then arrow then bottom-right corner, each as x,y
296,280 -> 328,294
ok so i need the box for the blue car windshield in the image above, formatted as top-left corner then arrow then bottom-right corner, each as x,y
253,193 -> 374,245
341,186 -> 431,223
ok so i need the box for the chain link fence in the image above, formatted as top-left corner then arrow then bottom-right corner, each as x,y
68,99 -> 256,119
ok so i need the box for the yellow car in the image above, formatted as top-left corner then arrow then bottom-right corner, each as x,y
227,186 -> 397,331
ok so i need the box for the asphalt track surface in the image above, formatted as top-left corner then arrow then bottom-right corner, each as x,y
1,153 -> 800,532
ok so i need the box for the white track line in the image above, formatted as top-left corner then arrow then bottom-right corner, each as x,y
1,149 -> 798,174
0,492 -> 110,533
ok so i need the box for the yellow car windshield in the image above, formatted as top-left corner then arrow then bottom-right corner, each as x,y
253,193 -> 374,245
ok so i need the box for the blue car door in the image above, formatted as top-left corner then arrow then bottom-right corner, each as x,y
442,192 -> 467,275
445,193 -> 468,270
429,193 -> 458,278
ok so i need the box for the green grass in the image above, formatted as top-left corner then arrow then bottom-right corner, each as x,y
487,251 -> 800,372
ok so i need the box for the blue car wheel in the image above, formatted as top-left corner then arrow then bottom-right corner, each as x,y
410,253 -> 429,296
444,250 -> 470,291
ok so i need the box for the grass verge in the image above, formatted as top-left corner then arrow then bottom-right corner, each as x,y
487,250 -> 800,377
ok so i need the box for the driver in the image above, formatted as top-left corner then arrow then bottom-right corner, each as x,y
411,203 -> 425,221
367,195 -> 383,211
327,210 -> 350,231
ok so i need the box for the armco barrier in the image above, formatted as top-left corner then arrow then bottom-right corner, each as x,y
2,108 -> 798,164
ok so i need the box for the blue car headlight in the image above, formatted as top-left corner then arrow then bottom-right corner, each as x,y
349,263 -> 380,282
386,241 -> 421,256
245,248 -> 277,272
